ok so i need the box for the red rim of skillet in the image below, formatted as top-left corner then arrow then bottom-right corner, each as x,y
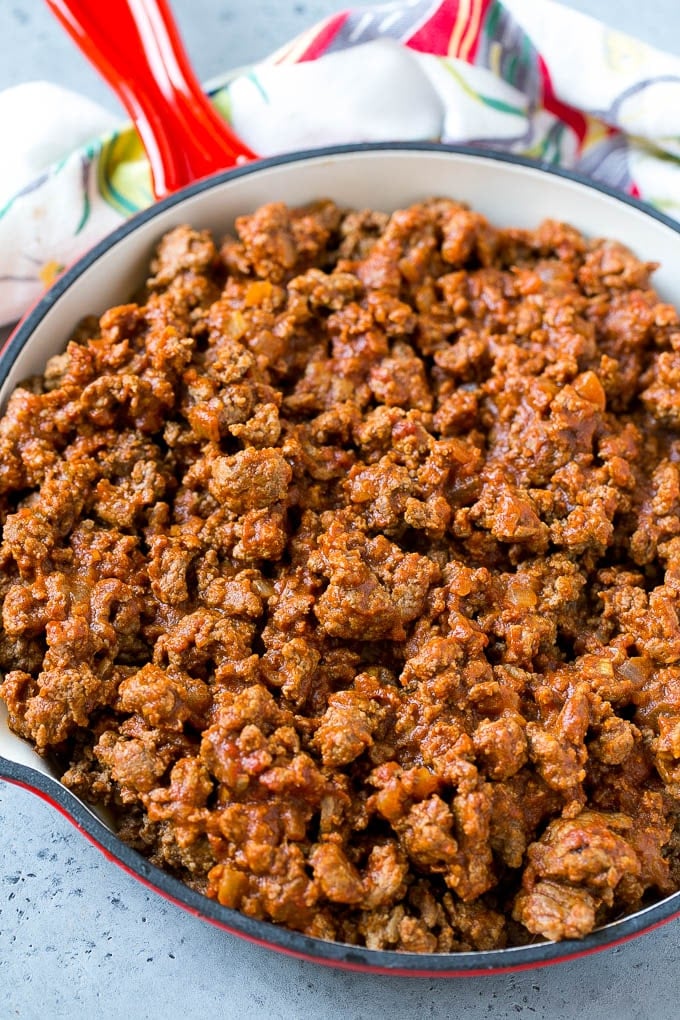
2,141 -> 680,975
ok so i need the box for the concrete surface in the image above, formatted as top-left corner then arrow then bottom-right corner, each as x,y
2,2 -> 680,1018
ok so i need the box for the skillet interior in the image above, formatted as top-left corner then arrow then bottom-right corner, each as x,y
3,143 -> 680,973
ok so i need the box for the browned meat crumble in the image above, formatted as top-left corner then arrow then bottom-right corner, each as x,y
2,197 -> 680,952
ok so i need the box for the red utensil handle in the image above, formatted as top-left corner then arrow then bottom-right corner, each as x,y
46,0 -> 257,198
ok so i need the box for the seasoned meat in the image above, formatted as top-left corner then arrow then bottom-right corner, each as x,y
2,201 -> 680,952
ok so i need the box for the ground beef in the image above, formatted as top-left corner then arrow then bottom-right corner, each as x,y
2,198 -> 680,952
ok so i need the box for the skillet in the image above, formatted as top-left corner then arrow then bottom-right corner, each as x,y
3,0 -> 680,975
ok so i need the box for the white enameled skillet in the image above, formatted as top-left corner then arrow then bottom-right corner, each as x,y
3,0 -> 680,976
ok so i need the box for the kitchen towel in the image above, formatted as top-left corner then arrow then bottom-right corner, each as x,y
2,0 -> 680,326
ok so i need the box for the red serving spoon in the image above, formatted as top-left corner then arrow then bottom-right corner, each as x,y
45,0 -> 257,199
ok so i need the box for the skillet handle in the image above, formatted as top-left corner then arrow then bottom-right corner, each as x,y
45,0 -> 257,199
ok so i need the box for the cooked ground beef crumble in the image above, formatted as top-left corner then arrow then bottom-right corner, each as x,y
3,197 -> 680,952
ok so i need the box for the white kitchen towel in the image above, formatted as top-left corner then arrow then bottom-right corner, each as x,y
3,0 -> 680,326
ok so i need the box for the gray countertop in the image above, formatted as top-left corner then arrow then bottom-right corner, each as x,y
2,2 -> 680,1018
